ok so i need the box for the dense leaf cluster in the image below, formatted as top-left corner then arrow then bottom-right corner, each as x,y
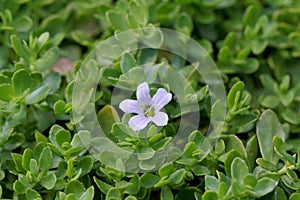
1,0 -> 300,199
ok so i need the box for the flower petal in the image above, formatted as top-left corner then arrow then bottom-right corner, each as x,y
119,99 -> 139,114
152,88 -> 172,110
151,111 -> 168,126
128,115 -> 151,131
137,82 -> 151,104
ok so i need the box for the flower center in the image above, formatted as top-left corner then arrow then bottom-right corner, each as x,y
141,105 -> 155,117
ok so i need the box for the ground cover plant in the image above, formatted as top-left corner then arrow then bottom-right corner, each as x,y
1,0 -> 300,199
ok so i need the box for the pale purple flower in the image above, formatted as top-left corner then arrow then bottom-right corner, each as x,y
119,82 -> 172,131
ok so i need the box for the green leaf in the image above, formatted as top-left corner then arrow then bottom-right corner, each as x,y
58,192 -> 68,199
0,127 -> 13,144
273,136 -> 296,165
218,46 -> 231,62
35,47 -> 59,71
191,165 -> 210,176
6,104 -> 27,128
53,100 -> 66,114
297,148 -> 300,169
66,159 -> 74,179
137,48 -> 157,65
158,163 -> 175,178
0,74 -> 10,84
125,175 -> 140,195
202,190 -> 218,200
29,159 -> 39,175
0,84 -> 16,101
112,123 -> 135,140
168,169 -> 185,185
98,150 -> 126,172
280,75 -> 290,92
160,186 -> 174,200
224,150 -> 242,176
97,105 -> 120,135
222,135 -> 248,161
117,67 -> 146,90
243,174 -> 257,188
13,180 -> 26,194
115,180 -> 131,190
290,193 -> 300,200
216,0 -> 236,8
272,187 -> 287,200
0,170 -> 4,181
252,39 -> 268,55
281,109 -> 300,125
25,188 -> 42,200
107,188 -> 122,200
231,157 -> 248,195
5,133 -> 25,150
137,146 -> 155,161
125,196 -> 137,200
66,193 -> 77,200
65,146 -> 83,156
38,146 -> 53,173
279,90 -> 294,107
281,175 -> 300,190
13,16 -> 33,32
25,85 -> 50,104
40,171 -> 57,189
77,156 -> 93,176
11,35 -> 30,63
151,137 -> 172,151
0,83 -> 16,102
79,186 -> 94,200
243,4 -> 261,27
93,177 -> 113,194
139,159 -> 156,171
230,113 -> 258,130
31,72 -> 43,89
260,95 -> 280,109
12,69 -> 32,96
247,177 -> 278,197
144,64 -> 161,83
127,0 -> 148,27
121,53 -> 137,74
155,3 -> 180,23
256,110 -> 285,165
106,11 -> 128,31
256,158 -> 277,172
66,180 -> 86,197
140,173 -> 160,188
259,75 -> 278,94
55,129 -> 71,148
35,131 -> 48,143
36,32 -> 50,50
210,100 -> 226,133
227,81 -> 244,110
214,139 -> 225,155
286,169 -> 300,186
11,153 -> 24,172
175,12 -> 193,35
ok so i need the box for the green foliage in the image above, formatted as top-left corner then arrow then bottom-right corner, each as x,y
1,0 -> 300,199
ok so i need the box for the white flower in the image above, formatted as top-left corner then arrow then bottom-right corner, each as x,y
119,82 -> 172,131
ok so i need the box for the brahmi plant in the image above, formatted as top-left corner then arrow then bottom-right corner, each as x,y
1,0 -> 300,200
